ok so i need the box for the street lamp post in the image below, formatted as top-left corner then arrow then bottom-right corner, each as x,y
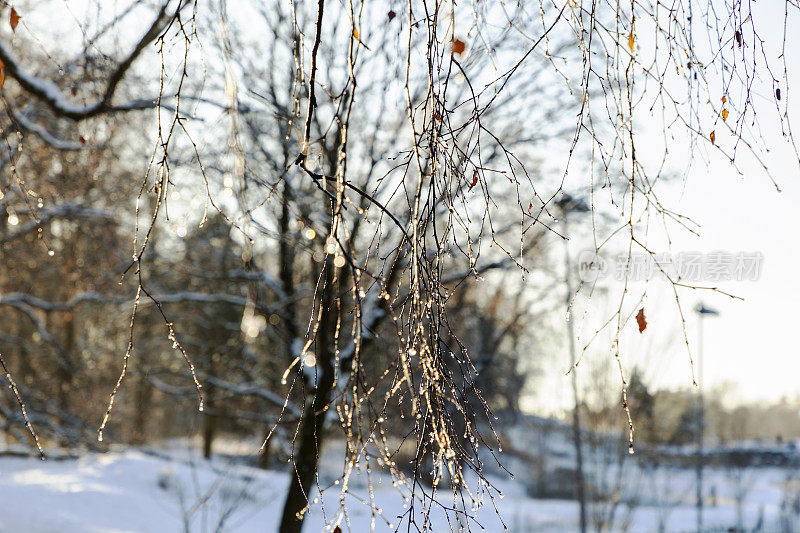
695,303 -> 719,533
558,194 -> 590,533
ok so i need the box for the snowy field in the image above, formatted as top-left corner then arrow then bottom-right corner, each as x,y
0,443 -> 796,532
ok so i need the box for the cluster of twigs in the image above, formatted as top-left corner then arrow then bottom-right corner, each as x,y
0,0 -> 797,532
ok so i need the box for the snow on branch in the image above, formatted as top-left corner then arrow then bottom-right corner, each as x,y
203,376 -> 302,417
0,203 -> 116,244
0,2 -> 177,121
0,290 -> 282,315
10,109 -> 97,150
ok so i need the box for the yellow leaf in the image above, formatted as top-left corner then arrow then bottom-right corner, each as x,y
721,95 -> 727,104
710,131 -> 716,144
722,109 -> 729,121
351,27 -> 370,50
628,31 -> 635,52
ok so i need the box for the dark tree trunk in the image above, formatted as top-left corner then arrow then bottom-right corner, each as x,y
201,346 -> 218,460
258,181 -> 297,470
55,310 -> 75,414
131,357 -> 152,445
201,409 -> 216,459
278,256 -> 336,533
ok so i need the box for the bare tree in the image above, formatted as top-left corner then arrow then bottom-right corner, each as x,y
0,0 -> 796,532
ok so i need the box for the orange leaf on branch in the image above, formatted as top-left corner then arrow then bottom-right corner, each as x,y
452,38 -> 466,56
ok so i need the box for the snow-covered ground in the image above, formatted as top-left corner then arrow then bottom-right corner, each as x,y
0,444 -> 561,532
0,442 -> 797,532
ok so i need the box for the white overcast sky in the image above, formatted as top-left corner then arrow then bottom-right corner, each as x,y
527,2 -> 800,413
639,4 -> 800,405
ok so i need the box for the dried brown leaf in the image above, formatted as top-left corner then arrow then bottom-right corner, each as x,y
10,7 -> 19,32
636,308 -> 647,333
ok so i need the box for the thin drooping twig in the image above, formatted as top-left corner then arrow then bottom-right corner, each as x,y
0,352 -> 44,458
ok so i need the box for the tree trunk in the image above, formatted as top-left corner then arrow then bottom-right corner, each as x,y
202,411 -> 216,459
259,181 -> 297,470
201,354 -> 218,459
278,256 -> 336,533
131,357 -> 152,445
56,310 -> 75,414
